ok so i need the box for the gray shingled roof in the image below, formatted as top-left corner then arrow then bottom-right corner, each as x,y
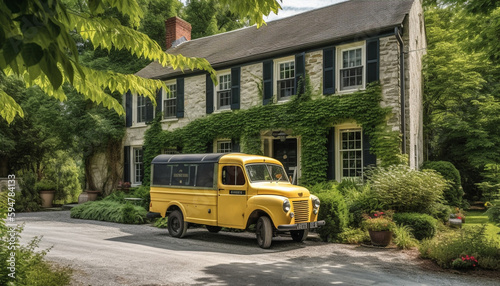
136,0 -> 414,79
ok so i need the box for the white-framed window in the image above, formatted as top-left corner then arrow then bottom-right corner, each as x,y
216,72 -> 231,110
133,147 -> 143,184
163,82 -> 177,118
217,140 -> 232,153
137,96 -> 146,123
275,57 -> 295,100
339,129 -> 363,179
338,42 -> 365,92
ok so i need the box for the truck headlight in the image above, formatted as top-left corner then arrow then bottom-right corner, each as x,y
282,199 -> 291,213
311,195 -> 320,209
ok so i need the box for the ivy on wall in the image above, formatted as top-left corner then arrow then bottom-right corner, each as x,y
143,82 -> 402,186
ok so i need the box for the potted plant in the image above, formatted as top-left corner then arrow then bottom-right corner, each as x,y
35,179 -> 57,208
118,181 -> 131,192
86,189 -> 101,201
362,210 -> 396,246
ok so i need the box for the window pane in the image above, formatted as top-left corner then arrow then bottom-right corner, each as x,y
339,130 -> 363,179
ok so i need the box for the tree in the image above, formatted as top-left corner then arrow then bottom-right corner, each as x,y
183,0 -> 248,39
0,0 -> 282,124
423,2 -> 500,198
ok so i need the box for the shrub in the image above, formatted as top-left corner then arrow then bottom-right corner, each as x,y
422,161 -> 463,206
392,224 -> 419,249
154,217 -> 169,228
485,205 -> 500,225
429,203 -> 452,223
338,228 -> 370,244
344,184 -> 382,228
15,170 -> 41,212
419,225 -> 500,270
393,213 -> 438,240
367,165 -> 447,213
310,184 -> 348,242
0,193 -> 72,285
70,200 -> 147,224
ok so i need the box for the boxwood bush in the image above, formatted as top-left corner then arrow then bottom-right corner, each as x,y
421,161 -> 463,207
393,213 -> 438,240
310,183 -> 349,242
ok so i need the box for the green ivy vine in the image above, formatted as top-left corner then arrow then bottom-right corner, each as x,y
143,81 -> 402,186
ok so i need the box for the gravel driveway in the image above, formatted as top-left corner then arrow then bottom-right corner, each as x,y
13,211 -> 500,285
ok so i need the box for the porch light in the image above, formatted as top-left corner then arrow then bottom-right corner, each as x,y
272,130 -> 288,142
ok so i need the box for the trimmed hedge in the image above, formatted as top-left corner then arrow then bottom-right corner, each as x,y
311,184 -> 349,242
422,161 -> 463,206
393,212 -> 438,240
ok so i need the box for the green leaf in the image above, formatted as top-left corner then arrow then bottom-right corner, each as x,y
2,37 -> 23,64
0,89 -> 24,124
21,43 -> 43,67
39,50 -> 63,90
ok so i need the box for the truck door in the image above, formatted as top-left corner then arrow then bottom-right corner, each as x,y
217,164 -> 248,228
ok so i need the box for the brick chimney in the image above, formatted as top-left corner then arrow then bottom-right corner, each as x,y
165,16 -> 192,49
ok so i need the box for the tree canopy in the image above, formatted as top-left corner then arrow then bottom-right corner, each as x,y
0,0 -> 282,124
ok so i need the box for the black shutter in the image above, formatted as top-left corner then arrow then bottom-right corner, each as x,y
323,47 -> 336,95
363,130 -> 377,168
145,96 -> 154,123
176,77 -> 184,118
326,127 -> 336,180
125,91 -> 132,127
295,52 -> 306,95
123,146 -> 130,182
366,38 -> 380,84
262,60 -> 273,105
231,67 -> 241,110
206,74 -> 214,114
206,141 -> 213,153
231,138 -> 240,152
155,88 -> 162,117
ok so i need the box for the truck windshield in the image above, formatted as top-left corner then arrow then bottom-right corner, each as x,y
246,163 -> 289,183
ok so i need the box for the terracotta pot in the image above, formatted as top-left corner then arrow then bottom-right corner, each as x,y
368,230 -> 392,247
86,190 -> 100,201
39,190 -> 55,208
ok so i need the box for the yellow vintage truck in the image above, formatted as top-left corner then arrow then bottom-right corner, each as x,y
148,153 -> 324,248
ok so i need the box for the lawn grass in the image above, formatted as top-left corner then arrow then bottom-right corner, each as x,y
464,210 -> 500,243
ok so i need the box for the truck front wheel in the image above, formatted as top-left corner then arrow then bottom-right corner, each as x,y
256,216 -> 273,249
168,210 -> 188,238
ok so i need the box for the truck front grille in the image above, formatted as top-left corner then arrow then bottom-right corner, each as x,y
293,200 -> 309,223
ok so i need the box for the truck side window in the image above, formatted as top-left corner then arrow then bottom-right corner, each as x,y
222,166 -> 245,186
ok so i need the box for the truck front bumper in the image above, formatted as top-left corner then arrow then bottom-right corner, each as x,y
277,220 -> 325,231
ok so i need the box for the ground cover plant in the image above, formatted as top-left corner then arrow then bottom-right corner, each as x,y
0,193 -> 72,285
70,188 -> 149,224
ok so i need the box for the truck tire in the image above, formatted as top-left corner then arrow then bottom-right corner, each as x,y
256,216 -> 273,249
168,210 -> 187,238
290,229 -> 309,242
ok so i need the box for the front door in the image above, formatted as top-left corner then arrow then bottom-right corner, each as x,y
217,164 -> 248,228
273,138 -> 298,180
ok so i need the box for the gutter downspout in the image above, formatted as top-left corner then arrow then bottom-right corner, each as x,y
395,26 -> 406,155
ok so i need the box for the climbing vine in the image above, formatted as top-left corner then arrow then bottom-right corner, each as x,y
143,82 -> 402,185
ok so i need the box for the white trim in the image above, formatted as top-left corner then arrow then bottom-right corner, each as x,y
273,56 -> 295,102
214,69 -> 231,111
334,123 -> 363,181
131,146 -> 143,186
162,79 -> 177,120
215,139 -> 232,153
337,41 -> 366,94
132,93 -> 146,127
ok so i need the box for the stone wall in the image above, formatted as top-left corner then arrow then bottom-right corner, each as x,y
305,50 -> 323,96
379,35 -> 402,133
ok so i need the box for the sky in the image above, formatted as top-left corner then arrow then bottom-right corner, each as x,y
265,0 -> 347,21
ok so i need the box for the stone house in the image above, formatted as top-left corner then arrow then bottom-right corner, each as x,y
123,0 -> 426,186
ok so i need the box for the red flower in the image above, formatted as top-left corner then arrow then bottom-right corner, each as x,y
374,213 -> 378,217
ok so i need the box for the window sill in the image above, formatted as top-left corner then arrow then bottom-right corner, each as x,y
161,117 -> 179,123
129,123 -> 147,129
214,107 -> 232,114
337,86 -> 365,95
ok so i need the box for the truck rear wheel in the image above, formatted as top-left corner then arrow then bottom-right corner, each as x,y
290,229 -> 309,242
256,216 -> 272,249
168,210 -> 187,238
